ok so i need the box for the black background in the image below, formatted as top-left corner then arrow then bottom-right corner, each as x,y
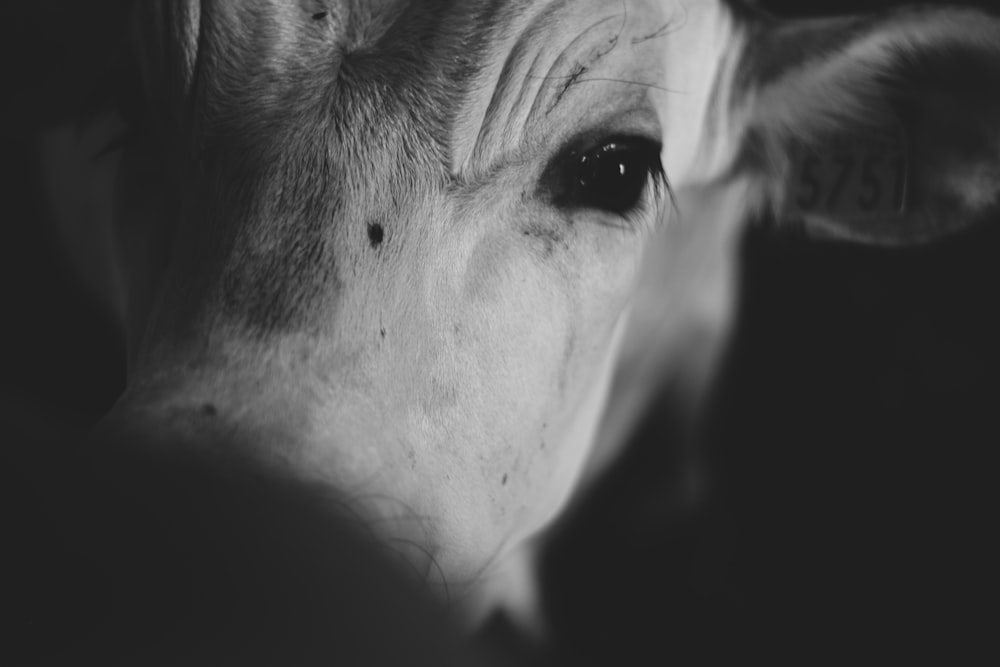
2,1 -> 998,664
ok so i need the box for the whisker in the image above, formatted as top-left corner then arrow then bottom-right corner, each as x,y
630,2 -> 689,45
385,536 -> 451,604
561,76 -> 688,96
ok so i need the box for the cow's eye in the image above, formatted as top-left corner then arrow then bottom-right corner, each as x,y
548,137 -> 667,220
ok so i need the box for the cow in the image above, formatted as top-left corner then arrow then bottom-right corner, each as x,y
15,0 -> 1000,663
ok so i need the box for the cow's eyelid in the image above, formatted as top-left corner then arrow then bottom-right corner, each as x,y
542,134 -> 668,223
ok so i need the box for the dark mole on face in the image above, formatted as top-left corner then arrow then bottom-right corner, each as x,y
368,223 -> 385,248
312,11 -> 327,20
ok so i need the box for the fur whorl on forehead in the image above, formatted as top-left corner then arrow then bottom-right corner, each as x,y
127,0 -> 514,334
129,0 -> 506,166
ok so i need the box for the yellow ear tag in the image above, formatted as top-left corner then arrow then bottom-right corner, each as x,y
788,121 -> 909,218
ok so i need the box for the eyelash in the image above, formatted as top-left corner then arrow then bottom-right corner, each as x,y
545,135 -> 668,226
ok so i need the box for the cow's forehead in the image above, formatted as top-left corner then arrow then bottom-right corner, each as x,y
340,0 -> 675,168
190,0 -> 673,172
450,0 -> 672,178
155,0 -> 685,339
329,0 -> 716,191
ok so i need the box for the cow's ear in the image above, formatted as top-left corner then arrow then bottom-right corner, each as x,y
736,6 -> 1000,245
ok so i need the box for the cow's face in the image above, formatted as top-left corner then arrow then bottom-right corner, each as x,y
109,0 -> 728,596
77,0 -> 999,606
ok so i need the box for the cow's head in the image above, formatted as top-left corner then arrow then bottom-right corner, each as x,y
55,0 -> 999,610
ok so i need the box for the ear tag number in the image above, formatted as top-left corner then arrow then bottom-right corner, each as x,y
789,123 -> 909,218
